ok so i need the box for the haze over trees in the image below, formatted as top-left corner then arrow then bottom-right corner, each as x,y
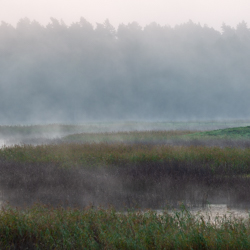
0,18 -> 250,124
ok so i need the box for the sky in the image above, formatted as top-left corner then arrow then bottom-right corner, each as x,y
1,0 -> 250,31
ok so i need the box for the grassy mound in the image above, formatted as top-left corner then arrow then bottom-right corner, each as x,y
61,126 -> 250,145
191,126 -> 250,139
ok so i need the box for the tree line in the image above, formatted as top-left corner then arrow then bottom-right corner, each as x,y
0,18 -> 249,123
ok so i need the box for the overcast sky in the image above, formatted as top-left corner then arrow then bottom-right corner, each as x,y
1,0 -> 249,31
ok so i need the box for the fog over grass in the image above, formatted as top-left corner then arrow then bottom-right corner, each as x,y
0,18 -> 250,124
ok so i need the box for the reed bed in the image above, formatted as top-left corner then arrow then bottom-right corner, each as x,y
1,132 -> 250,247
1,143 -> 250,209
0,204 -> 250,249
1,143 -> 250,175
1,127 -> 250,247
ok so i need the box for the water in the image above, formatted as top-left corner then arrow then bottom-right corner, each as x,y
152,204 -> 250,223
191,204 -> 250,221
0,139 -> 5,148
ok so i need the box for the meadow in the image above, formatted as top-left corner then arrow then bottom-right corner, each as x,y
1,121 -> 250,248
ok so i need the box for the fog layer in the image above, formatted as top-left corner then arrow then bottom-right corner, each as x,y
0,18 -> 250,123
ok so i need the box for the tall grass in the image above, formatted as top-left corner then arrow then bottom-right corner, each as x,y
1,143 -> 250,175
1,143 -> 250,208
0,204 -> 250,249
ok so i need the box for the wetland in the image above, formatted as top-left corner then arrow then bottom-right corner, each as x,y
1,121 -> 250,248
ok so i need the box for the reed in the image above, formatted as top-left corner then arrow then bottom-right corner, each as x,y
0,204 -> 250,249
1,143 -> 250,209
1,143 -> 250,175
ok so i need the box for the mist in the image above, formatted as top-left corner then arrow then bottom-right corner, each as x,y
0,18 -> 250,124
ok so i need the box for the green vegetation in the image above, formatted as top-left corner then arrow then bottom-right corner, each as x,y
190,126 -> 250,139
1,143 -> 250,175
1,124 -> 250,248
1,204 -> 250,249
61,125 -> 250,144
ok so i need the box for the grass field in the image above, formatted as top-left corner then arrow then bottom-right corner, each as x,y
1,122 -> 250,248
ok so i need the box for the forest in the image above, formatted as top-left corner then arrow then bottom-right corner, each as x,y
0,18 -> 250,124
